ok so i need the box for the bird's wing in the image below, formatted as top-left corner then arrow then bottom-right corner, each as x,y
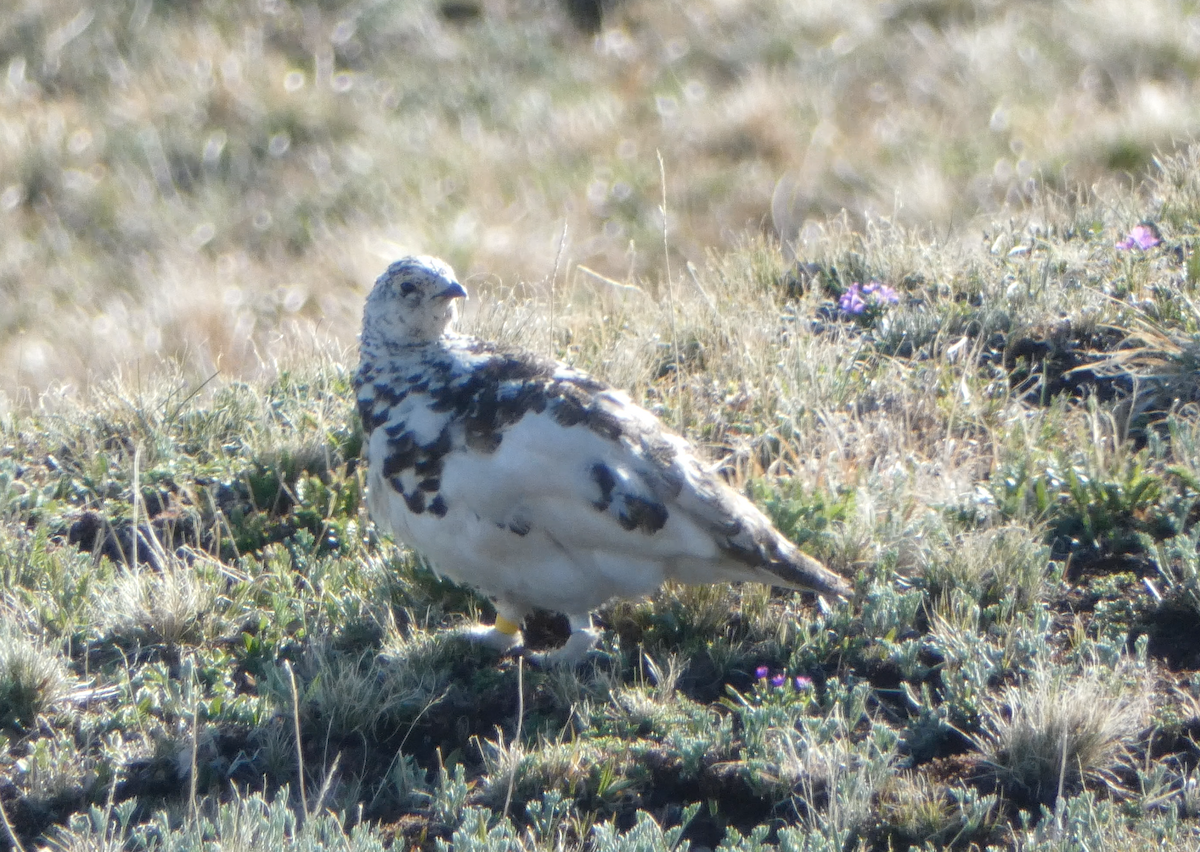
580,392 -> 850,596
431,369 -> 812,573
432,380 -> 723,562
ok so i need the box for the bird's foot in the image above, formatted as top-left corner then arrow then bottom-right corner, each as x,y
528,621 -> 601,668
463,614 -> 524,654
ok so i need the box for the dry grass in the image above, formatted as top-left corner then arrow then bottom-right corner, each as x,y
974,661 -> 1152,807
0,617 -> 69,731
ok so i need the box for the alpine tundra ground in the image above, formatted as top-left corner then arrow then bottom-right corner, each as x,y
2,1 -> 1200,850
3,153 -> 1200,848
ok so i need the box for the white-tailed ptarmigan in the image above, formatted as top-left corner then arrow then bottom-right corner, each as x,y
355,256 -> 852,665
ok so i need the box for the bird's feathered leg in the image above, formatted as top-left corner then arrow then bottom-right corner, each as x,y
533,612 -> 601,667
464,603 -> 526,654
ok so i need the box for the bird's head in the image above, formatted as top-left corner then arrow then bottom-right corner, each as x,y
362,255 -> 468,346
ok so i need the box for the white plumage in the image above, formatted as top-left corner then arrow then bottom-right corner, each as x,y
355,256 -> 851,664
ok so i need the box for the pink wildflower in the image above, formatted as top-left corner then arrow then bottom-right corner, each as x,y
1116,224 -> 1160,251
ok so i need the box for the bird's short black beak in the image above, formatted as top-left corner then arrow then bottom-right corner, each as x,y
437,281 -> 468,301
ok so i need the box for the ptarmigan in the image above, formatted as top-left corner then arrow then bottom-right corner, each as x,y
356,256 -> 852,665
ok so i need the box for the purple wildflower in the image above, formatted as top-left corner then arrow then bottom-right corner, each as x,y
1116,224 -> 1160,251
861,281 -> 900,304
755,666 -> 769,680
770,673 -> 787,688
838,281 -> 899,317
838,286 -> 867,315
794,676 -> 813,692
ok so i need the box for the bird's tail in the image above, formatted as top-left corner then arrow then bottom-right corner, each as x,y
766,543 -> 853,599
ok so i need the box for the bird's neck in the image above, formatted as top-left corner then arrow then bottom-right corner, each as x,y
360,332 -> 445,362
362,305 -> 459,347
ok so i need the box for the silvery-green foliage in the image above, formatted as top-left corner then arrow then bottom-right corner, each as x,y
437,808 -> 521,852
383,751 -> 433,811
1013,790 -> 1200,851
1181,765 -> 1200,819
51,792 -> 389,852
665,709 -> 734,778
716,823 -> 772,852
859,583 -> 924,641
48,800 -> 139,852
524,790 -> 574,847
589,803 -> 700,852
434,762 -> 471,828
1150,517 -> 1200,616
776,823 -> 854,852
926,600 -> 1053,731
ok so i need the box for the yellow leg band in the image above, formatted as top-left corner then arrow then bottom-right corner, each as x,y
494,615 -> 521,636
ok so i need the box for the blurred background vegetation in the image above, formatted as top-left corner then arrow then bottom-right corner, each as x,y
2,0 -> 1199,404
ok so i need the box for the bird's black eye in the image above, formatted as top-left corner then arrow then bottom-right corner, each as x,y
400,281 -> 417,296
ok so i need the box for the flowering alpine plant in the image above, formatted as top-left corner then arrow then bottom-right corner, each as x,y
838,280 -> 899,317
755,667 -> 815,693
1116,224 -> 1160,251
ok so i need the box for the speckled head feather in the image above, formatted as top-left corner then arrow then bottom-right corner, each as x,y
361,255 -> 468,348
355,255 -> 852,665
